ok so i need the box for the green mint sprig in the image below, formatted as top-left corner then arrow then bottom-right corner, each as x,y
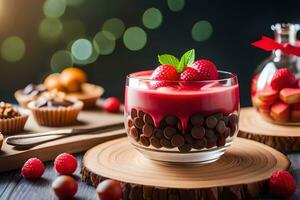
157,49 -> 195,73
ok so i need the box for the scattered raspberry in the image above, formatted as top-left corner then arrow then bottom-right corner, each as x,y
52,175 -> 78,199
54,153 -> 77,175
21,158 -> 45,179
150,65 -> 179,88
103,97 -> 121,113
270,68 -> 296,91
180,67 -> 201,81
269,170 -> 296,198
190,59 -> 219,80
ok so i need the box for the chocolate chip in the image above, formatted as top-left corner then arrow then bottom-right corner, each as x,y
184,134 -> 194,145
129,127 -> 139,140
206,133 -> 217,148
190,114 -> 204,126
217,137 -> 226,147
163,127 -> 177,139
138,110 -> 145,118
143,113 -> 154,125
134,117 -> 144,129
127,117 -> 134,128
205,116 -> 218,128
178,144 -> 192,152
229,113 -> 238,126
150,137 -> 162,148
171,134 -> 185,147
140,135 -> 150,146
131,108 -> 138,119
192,139 -> 207,149
160,138 -> 173,149
142,124 -> 153,137
165,115 -> 178,126
216,121 -> 226,135
191,126 -> 205,139
205,129 -> 216,139
224,127 -> 230,138
153,129 -> 163,139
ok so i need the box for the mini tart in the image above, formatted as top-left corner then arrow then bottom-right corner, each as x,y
0,102 -> 28,135
66,83 -> 104,109
27,91 -> 83,127
15,84 -> 47,108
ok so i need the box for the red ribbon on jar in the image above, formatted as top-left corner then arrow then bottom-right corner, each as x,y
252,36 -> 300,57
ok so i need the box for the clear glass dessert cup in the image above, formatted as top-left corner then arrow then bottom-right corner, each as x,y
124,70 -> 240,164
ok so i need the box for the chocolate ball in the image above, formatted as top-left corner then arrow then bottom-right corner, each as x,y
52,175 -> 78,199
96,179 -> 122,200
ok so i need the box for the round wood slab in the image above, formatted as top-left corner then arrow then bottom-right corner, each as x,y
81,137 -> 289,200
239,107 -> 300,152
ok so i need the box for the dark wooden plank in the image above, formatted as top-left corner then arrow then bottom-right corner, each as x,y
0,153 -> 299,200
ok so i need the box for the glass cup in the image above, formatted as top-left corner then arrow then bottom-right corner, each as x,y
124,70 -> 240,164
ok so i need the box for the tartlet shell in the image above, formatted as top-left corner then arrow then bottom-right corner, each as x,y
0,115 -> 28,135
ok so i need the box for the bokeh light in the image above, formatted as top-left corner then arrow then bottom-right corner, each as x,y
38,18 -> 63,42
93,31 -> 115,55
102,18 -> 125,40
71,38 -> 93,61
123,27 -> 147,51
191,20 -> 213,42
62,19 -> 86,43
142,8 -> 163,29
66,0 -> 85,6
167,0 -> 185,12
50,50 -> 73,72
43,0 -> 66,18
1,36 -> 26,62
71,46 -> 99,65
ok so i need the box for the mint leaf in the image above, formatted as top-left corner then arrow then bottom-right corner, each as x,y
177,49 -> 195,73
158,54 -> 179,67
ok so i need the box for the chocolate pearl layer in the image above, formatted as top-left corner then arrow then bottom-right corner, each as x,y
129,127 -> 139,141
171,134 -> 185,147
127,117 -> 134,128
163,127 -> 177,139
143,114 -> 154,125
230,125 -> 237,137
184,134 -> 194,145
134,117 -> 144,129
213,113 -> 224,121
192,139 -> 207,149
160,138 -> 173,149
140,135 -> 150,146
150,137 -> 162,148
205,116 -> 218,128
153,129 -> 163,140
191,126 -> 205,139
165,115 -> 178,126
223,116 -> 229,125
142,124 -> 153,137
216,121 -> 226,135
229,113 -> 238,126
131,108 -> 138,119
178,144 -> 192,152
217,137 -> 226,147
190,114 -> 204,126
224,127 -> 231,138
138,110 -> 145,118
177,122 -> 182,131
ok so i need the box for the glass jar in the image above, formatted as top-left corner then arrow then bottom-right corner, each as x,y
251,23 -> 300,124
124,70 -> 239,164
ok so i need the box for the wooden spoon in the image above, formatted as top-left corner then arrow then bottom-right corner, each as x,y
6,123 -> 124,148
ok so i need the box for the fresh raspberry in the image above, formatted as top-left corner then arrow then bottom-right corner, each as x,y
54,153 -> 77,175
103,97 -> 121,113
190,59 -> 219,80
270,68 -> 296,91
150,65 -> 179,88
180,67 -> 201,81
269,170 -> 296,198
52,175 -> 78,199
21,158 -> 45,179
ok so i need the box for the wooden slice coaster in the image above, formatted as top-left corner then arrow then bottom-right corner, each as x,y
81,137 -> 289,200
239,107 -> 300,152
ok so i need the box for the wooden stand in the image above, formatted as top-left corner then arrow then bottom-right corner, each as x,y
81,137 -> 289,200
239,107 -> 300,152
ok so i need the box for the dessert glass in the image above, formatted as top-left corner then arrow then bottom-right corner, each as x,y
124,70 -> 240,164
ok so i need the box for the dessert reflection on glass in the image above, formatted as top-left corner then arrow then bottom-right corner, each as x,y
124,49 -> 240,164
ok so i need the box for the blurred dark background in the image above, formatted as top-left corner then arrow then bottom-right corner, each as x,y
0,0 -> 299,106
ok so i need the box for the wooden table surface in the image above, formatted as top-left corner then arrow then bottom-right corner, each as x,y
0,152 -> 300,200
